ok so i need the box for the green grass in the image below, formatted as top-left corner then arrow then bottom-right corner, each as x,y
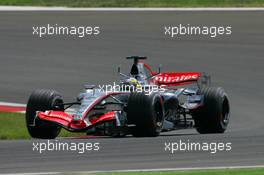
0,111 -> 83,140
97,168 -> 264,175
0,0 -> 263,7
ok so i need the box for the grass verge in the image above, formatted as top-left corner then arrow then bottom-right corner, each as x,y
0,111 -> 83,139
97,168 -> 264,175
0,0 -> 263,7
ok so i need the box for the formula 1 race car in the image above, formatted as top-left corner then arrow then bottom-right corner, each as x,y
26,56 -> 230,138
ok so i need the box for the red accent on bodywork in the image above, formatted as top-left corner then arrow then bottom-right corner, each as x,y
38,111 -> 74,127
38,111 -> 88,129
70,120 -> 87,129
89,111 -> 116,125
37,110 -> 117,130
154,72 -> 201,86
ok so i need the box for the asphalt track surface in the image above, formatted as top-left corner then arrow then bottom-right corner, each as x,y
0,11 -> 264,173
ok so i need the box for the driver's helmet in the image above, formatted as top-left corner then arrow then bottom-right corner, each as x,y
120,77 -> 141,91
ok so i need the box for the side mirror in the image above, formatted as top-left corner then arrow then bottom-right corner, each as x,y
118,66 -> 121,73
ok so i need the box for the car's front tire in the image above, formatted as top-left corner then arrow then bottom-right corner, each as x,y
127,92 -> 164,137
26,89 -> 63,139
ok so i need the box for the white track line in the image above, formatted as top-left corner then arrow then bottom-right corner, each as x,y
1,165 -> 264,175
0,6 -> 264,11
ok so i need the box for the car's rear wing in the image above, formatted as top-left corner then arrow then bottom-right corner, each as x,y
154,72 -> 209,87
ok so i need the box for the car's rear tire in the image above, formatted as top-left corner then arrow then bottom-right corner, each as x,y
127,93 -> 164,137
194,87 -> 230,134
26,89 -> 63,139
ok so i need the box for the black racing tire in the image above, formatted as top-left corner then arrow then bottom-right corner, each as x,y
127,93 -> 164,137
194,87 -> 230,134
26,89 -> 64,139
